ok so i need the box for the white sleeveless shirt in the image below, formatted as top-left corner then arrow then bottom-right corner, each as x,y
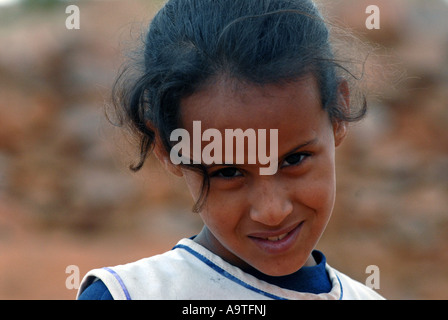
77,238 -> 384,300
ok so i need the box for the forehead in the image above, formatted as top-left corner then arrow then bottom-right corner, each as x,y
180,75 -> 328,139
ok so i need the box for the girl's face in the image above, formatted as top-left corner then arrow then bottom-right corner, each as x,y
173,75 -> 347,276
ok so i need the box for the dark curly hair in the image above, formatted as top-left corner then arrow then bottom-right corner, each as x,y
111,0 -> 367,212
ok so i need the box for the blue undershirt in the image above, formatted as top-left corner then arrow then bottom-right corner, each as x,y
78,248 -> 331,300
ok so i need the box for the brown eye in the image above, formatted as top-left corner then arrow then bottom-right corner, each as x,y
212,167 -> 243,178
282,153 -> 309,167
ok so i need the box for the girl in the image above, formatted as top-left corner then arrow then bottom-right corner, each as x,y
78,0 -> 384,300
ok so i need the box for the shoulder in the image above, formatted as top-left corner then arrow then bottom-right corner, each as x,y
77,246 -> 190,300
329,267 -> 385,300
77,239 -> 224,300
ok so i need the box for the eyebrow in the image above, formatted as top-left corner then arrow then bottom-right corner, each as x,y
280,138 -> 318,159
202,137 -> 319,169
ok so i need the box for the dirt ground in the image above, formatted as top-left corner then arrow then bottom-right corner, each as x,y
0,0 -> 447,300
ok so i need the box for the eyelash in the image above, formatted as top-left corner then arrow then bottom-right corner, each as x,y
210,167 -> 243,179
281,152 -> 311,168
210,152 -> 311,179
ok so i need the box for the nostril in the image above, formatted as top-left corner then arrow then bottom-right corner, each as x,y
249,199 -> 293,226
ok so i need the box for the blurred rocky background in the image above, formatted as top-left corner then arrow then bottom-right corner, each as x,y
0,0 -> 447,299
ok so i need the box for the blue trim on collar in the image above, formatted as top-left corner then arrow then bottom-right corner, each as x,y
103,267 -> 132,300
245,250 -> 332,294
173,244 -> 287,300
337,274 -> 344,300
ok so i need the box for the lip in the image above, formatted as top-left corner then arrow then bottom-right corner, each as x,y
248,221 -> 304,255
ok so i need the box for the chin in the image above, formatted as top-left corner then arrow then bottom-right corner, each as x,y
254,260 -> 306,277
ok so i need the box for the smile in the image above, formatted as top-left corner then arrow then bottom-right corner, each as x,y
265,233 -> 288,242
248,221 -> 304,254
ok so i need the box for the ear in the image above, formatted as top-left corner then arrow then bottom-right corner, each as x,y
333,79 -> 350,147
149,121 -> 184,177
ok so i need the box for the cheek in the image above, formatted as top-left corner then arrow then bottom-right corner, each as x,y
310,180 -> 335,220
200,190 -> 244,229
182,169 -> 204,201
297,156 -> 336,214
182,168 -> 246,235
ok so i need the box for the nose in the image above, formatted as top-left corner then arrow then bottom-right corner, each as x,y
249,178 -> 293,226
